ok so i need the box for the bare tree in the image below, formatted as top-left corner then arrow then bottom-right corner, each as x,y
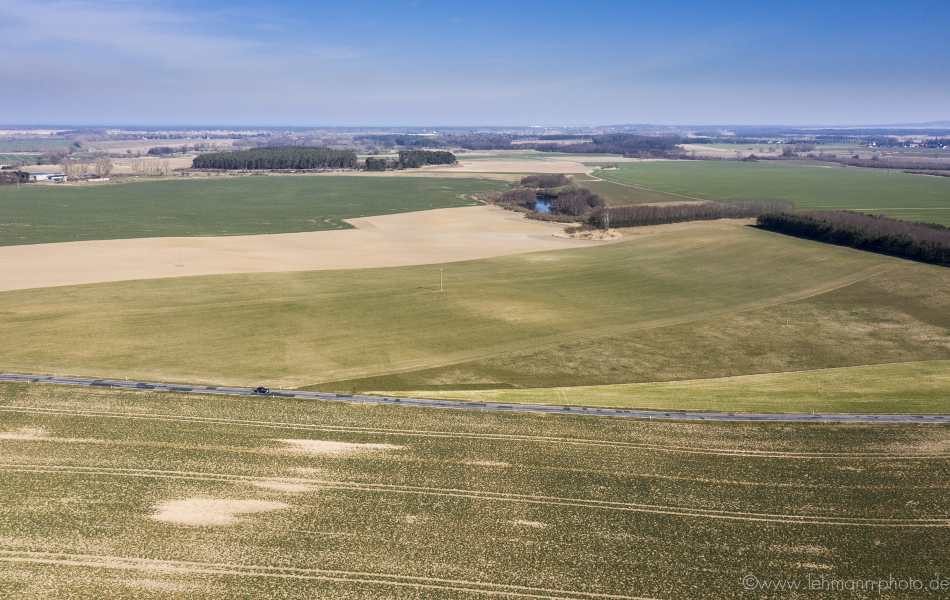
93,154 -> 113,178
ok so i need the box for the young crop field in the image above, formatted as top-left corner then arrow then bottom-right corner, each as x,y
0,154 -> 38,164
578,178 -> 693,206
593,161 -> 950,224
0,176 -> 509,246
0,140 -> 78,153
396,360 -> 950,414
2,382 -> 949,599
5,220 -> 948,394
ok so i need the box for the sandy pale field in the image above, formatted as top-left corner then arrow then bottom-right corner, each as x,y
0,205 -> 617,292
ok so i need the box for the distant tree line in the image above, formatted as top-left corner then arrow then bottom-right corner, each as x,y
535,134 -> 682,158
520,174 -> 571,188
590,198 -> 794,229
397,150 -> 456,168
192,146 -> 358,170
756,211 -> 950,267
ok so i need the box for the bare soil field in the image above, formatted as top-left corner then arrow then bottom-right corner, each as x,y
0,205 -> 614,292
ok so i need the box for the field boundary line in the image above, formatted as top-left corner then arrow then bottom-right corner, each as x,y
3,464 -> 948,527
0,551 -> 654,599
3,405 -> 949,458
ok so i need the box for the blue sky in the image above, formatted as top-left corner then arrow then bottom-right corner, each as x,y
2,0 -> 948,126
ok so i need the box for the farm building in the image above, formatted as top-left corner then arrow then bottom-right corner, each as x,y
29,172 -> 68,182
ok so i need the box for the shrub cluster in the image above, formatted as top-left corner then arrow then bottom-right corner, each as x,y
520,174 -> 571,188
192,146 -> 358,170
397,150 -> 456,168
590,198 -> 793,229
756,211 -> 950,266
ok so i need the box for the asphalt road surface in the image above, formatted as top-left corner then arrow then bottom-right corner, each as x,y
1,374 -> 947,423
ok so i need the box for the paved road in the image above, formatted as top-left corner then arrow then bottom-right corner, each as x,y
1,373 -> 948,423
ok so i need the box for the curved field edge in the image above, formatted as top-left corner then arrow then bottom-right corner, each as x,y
0,176 -> 510,246
388,360 -> 950,414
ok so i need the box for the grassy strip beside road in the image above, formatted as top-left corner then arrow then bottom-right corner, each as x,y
393,360 -> 950,414
0,176 -> 509,246
594,161 -> 950,224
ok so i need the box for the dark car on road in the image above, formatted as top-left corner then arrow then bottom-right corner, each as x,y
252,386 -> 270,394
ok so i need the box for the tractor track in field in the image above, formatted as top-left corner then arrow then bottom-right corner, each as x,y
2,464 -> 947,527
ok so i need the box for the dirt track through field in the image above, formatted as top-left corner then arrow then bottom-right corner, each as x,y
3,464 -> 946,526
0,205 -> 613,292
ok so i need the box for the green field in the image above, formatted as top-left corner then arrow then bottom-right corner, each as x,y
0,140 -> 78,153
398,360 -> 950,414
0,176 -> 509,246
6,220 -> 950,396
594,161 -> 950,224
2,382 -> 949,599
581,178 -> 697,206
0,154 -> 38,164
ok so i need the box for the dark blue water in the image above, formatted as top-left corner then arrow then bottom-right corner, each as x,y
532,199 -> 552,214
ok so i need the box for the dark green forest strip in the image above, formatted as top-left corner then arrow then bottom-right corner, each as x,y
757,211 -> 950,266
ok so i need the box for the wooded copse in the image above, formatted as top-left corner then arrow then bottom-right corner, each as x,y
756,211 -> 950,267
397,150 -> 456,168
191,146 -> 358,170
536,134 -> 683,158
590,198 -> 794,229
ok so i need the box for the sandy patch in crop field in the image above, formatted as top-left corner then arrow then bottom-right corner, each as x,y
151,498 -> 290,526
0,427 -> 48,439
0,205 -> 615,292
514,520 -> 547,528
554,228 -> 623,240
277,439 -> 403,455
426,157 -> 594,174
250,481 -> 317,493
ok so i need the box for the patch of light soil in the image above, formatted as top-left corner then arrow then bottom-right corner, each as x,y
0,427 -> 50,439
514,520 -> 547,528
250,481 -> 317,493
151,498 -> 290,526
553,228 -> 622,240
466,460 -> 511,467
277,439 -> 402,455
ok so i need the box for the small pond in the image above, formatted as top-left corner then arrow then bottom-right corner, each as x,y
531,199 -> 552,214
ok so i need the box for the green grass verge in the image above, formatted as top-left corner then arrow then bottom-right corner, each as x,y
2,382 -> 950,599
0,176 -> 509,246
395,360 -> 950,414
594,161 -> 950,224
0,221 -> 918,390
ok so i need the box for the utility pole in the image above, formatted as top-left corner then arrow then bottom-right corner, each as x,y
179,245 -> 182,267
439,268 -> 444,292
